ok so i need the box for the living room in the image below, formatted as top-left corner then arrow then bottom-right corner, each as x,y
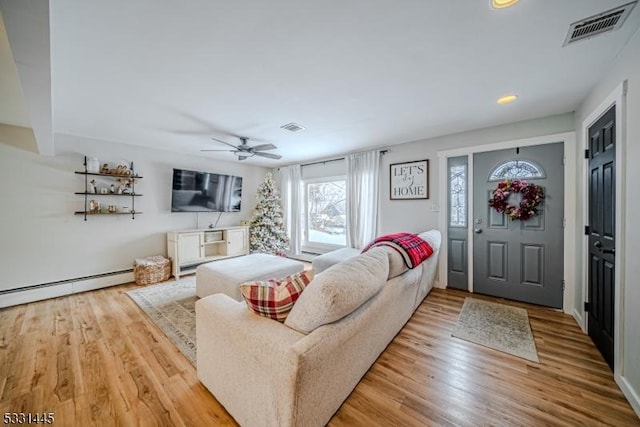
2,0 -> 640,425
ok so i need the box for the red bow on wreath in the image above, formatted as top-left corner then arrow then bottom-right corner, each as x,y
488,179 -> 545,221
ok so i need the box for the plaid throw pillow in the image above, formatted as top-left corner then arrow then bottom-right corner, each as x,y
239,270 -> 315,322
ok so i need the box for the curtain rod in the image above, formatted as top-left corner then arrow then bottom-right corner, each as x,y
279,149 -> 388,170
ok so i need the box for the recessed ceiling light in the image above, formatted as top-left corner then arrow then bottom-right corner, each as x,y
492,0 -> 519,9
497,95 -> 518,105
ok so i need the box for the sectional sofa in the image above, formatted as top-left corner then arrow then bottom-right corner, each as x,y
195,230 -> 441,427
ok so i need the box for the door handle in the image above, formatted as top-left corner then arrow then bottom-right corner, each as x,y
474,228 -> 482,234
602,248 -> 616,255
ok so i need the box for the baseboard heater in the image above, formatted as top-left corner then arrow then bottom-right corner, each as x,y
0,268 -> 133,295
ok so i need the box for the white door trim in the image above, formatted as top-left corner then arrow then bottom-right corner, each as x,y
580,81 -> 628,394
437,131 -> 577,314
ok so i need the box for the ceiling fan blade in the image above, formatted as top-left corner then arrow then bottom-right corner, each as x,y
211,137 -> 239,149
200,149 -> 234,152
254,152 -> 282,160
250,144 -> 277,152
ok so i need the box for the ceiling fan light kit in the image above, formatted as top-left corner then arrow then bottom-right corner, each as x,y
491,0 -> 519,9
201,136 -> 282,161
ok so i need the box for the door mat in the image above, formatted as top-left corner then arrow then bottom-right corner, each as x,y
452,298 -> 539,363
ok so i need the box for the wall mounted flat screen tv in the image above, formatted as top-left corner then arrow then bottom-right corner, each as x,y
171,168 -> 243,212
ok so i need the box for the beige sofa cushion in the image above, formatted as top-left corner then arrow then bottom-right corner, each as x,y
380,246 -> 409,279
418,230 -> 441,252
285,247 -> 389,334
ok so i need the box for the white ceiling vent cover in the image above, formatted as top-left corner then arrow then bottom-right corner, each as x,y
563,1 -> 637,46
281,123 -> 306,132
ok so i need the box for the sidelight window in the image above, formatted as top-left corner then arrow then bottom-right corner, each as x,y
449,163 -> 467,227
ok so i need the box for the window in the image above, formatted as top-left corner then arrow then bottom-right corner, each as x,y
303,177 -> 346,249
449,163 -> 467,227
488,159 -> 545,181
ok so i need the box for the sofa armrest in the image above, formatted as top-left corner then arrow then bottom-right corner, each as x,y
195,294 -> 304,427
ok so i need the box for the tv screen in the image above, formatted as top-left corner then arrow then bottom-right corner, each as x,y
171,168 -> 243,212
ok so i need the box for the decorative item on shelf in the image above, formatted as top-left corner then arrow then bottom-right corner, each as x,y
115,164 -> 131,176
110,184 -> 116,194
89,200 -> 100,213
87,157 -> 100,173
101,187 -> 108,194
100,163 -> 110,174
88,179 -> 97,194
107,205 -> 118,213
116,178 -> 125,194
122,206 -> 129,213
488,179 -> 545,221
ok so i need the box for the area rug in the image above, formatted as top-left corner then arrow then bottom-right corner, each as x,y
452,298 -> 539,362
127,277 -> 197,365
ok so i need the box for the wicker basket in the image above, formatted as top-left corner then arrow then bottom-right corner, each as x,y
133,255 -> 171,285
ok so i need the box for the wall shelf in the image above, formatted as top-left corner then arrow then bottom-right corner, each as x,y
74,171 -> 143,179
76,156 -> 142,220
74,211 -> 143,215
74,192 -> 143,196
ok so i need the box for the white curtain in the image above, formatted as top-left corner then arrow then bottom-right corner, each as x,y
346,150 -> 380,249
279,165 -> 302,256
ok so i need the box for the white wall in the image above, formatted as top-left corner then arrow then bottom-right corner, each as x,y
378,113 -> 575,234
575,27 -> 640,415
0,132 -> 268,292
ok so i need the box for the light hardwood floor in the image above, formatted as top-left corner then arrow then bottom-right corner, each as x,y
0,283 -> 638,426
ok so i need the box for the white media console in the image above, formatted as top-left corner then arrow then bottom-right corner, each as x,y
167,226 -> 250,279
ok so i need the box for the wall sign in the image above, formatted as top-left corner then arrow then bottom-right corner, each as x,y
390,159 -> 429,200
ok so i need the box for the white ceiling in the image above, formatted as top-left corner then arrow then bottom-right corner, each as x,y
3,1 -> 640,165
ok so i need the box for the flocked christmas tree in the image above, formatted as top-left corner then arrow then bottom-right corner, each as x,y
249,172 -> 289,254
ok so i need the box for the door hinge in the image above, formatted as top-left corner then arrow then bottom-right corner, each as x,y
562,280 -> 565,291
562,217 -> 566,228
584,225 -> 590,235
584,149 -> 590,159
562,156 -> 566,165
584,301 -> 591,312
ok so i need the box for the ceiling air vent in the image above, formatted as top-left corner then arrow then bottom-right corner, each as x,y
563,1 -> 637,46
280,122 -> 306,132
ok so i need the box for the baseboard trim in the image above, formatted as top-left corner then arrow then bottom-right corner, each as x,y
617,375 -> 640,419
0,270 -> 134,308
572,308 -> 586,333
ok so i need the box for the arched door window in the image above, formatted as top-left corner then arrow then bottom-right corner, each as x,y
488,159 -> 545,181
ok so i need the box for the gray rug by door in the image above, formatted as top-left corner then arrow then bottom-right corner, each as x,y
452,298 -> 539,363
127,277 -> 197,365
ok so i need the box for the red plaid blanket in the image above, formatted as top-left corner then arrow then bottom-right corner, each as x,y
361,232 -> 434,268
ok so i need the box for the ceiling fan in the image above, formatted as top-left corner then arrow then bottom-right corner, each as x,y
201,136 -> 282,161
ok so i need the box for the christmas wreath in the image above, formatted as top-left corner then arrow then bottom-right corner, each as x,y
488,179 -> 545,221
